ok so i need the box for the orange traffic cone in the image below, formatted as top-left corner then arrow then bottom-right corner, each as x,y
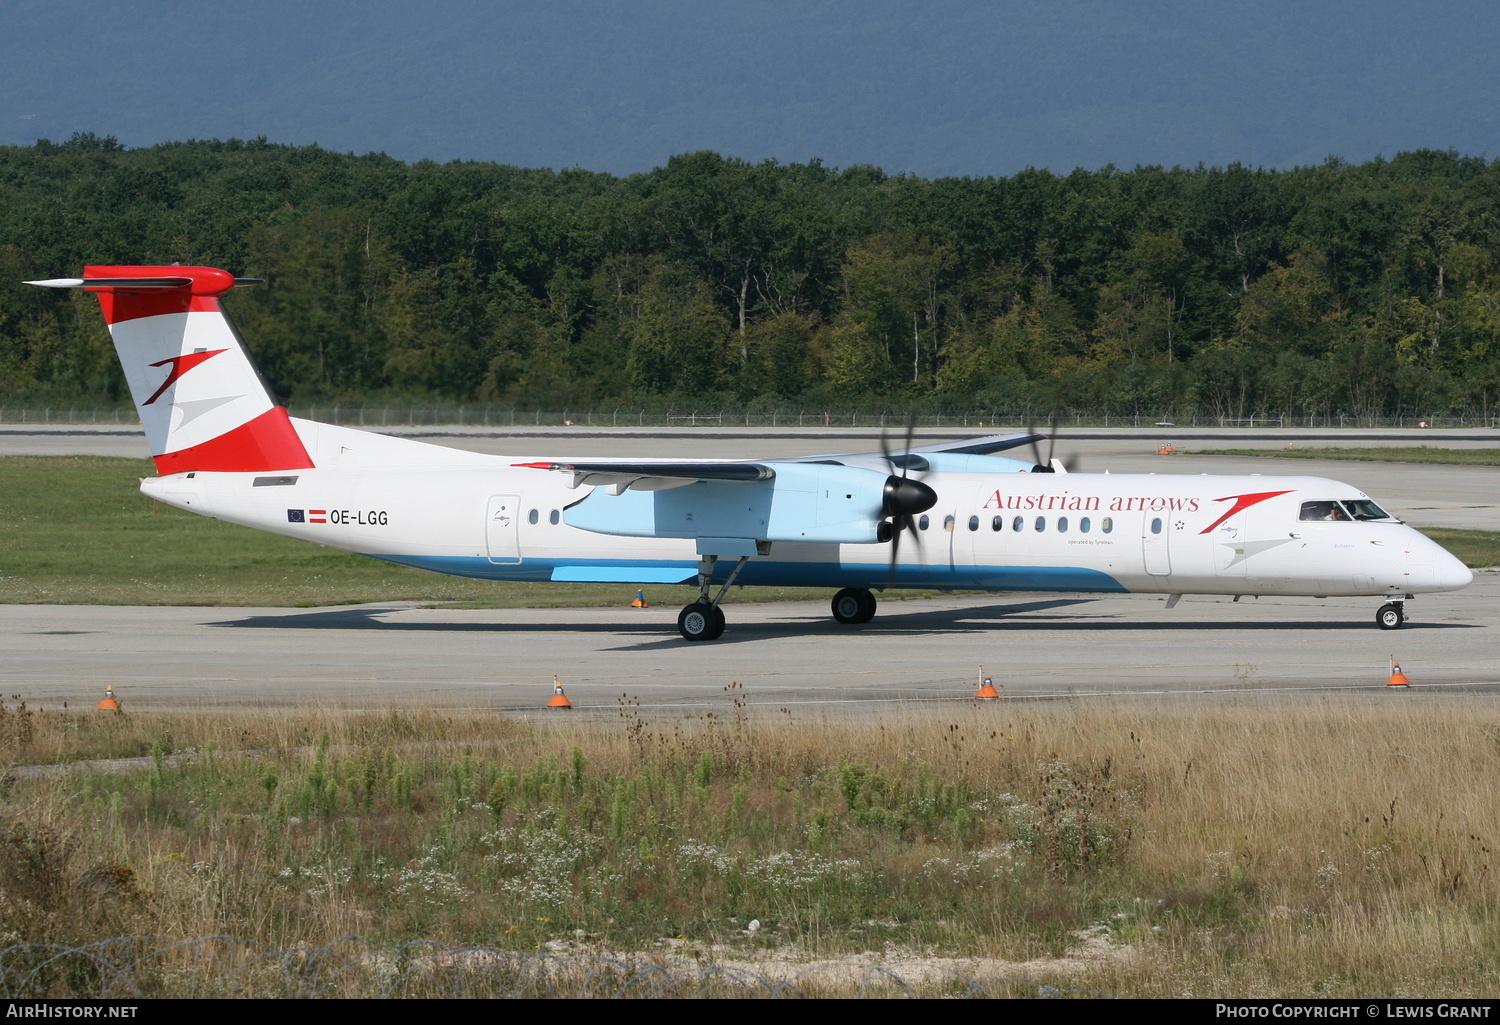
1386,656 -> 1411,688
1157,443 -> 1175,455
975,667 -> 1000,699
631,590 -> 649,608
547,676 -> 573,708
97,685 -> 121,712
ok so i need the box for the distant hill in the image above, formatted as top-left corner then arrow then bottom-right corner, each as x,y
1,0 -> 1495,176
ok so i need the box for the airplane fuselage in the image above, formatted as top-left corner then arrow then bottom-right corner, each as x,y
140,428 -> 1470,602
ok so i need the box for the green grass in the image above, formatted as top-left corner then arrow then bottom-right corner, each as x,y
1194,445 -> 1500,465
3,456 -> 1495,606
0,456 -> 844,607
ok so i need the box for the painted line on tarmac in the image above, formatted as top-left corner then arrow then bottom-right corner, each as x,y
7,653 -> 1496,684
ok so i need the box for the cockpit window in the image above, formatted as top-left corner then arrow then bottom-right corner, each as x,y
1342,499 -> 1393,521
1300,499 -> 1392,522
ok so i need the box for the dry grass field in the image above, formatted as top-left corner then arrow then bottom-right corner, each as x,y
0,695 -> 1497,997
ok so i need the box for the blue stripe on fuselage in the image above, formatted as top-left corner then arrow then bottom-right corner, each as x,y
364,554 -> 1128,593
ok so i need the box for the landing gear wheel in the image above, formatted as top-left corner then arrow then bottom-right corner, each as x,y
678,602 -> 726,641
1376,602 -> 1405,631
831,587 -> 877,624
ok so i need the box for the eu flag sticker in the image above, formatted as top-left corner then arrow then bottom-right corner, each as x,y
287,509 -> 305,523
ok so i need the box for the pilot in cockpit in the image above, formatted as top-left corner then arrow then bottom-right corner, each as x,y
1299,500 -> 1348,522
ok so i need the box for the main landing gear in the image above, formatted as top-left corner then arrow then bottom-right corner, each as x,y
678,601 -> 726,641
831,587 -> 877,624
677,554 -> 750,641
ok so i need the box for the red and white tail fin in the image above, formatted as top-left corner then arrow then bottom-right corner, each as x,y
26,266 -> 313,474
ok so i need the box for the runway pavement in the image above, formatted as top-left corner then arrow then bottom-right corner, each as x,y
2,576 -> 1495,714
3,422 -> 1495,714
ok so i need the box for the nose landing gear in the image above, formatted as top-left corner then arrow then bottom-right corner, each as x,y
1376,601 -> 1405,630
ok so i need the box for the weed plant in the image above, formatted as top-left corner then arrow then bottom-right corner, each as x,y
0,695 -> 1498,996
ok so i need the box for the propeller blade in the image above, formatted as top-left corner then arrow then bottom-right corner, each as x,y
1025,408 -> 1060,472
882,409 -> 929,590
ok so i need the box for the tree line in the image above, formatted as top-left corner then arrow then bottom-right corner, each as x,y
2,134 -> 1498,417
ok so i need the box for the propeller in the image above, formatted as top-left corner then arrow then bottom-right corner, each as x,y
879,412 -> 937,589
1024,409 -> 1080,473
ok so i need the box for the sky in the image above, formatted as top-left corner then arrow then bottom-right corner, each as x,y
2,0 -> 1496,176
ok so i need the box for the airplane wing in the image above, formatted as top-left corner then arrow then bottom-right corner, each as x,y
905,432 -> 1044,455
513,460 -> 773,492
517,432 -> 1050,487
784,432 -> 1047,473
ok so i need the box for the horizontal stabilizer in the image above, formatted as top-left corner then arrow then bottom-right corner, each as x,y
26,276 -> 193,289
25,276 -> 262,291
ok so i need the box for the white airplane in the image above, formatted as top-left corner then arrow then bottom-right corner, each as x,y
27,265 -> 1473,640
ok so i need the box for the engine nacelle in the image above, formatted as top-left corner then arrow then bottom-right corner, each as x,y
565,462 -> 919,544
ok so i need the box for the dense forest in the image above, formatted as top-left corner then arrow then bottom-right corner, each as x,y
2,135 -> 1498,418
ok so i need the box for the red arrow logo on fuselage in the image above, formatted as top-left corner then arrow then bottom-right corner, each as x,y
143,349 -> 228,405
1198,490 -> 1295,534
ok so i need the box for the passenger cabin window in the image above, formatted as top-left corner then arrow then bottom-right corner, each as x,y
528,509 -> 539,524
549,509 -> 560,525
968,515 -> 980,531
1058,517 -> 1068,533
1012,516 -> 1024,532
992,515 -> 1003,531
1101,517 -> 1113,533
1150,517 -> 1163,534
943,515 -> 956,532
919,514 -> 930,530
1080,517 -> 1091,533
1034,516 -> 1046,533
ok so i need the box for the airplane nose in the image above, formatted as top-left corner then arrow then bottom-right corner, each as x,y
1400,530 -> 1474,592
1435,552 -> 1474,591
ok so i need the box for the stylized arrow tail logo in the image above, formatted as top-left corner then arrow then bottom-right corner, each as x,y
144,349 -> 228,405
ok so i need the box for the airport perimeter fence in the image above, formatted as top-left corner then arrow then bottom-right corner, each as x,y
3,403 -> 1498,431
0,936 -> 1103,999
